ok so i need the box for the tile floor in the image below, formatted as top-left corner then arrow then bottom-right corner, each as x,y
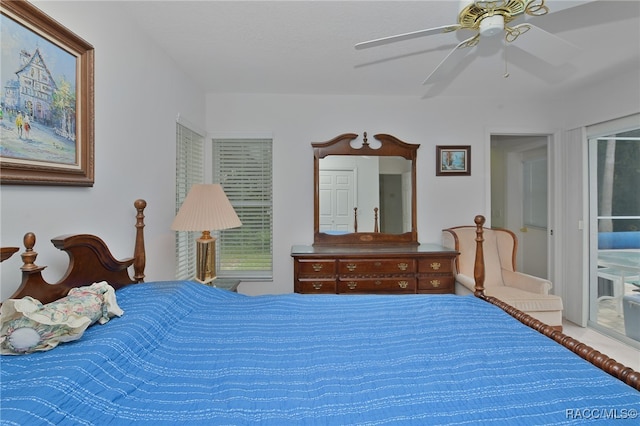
562,320 -> 640,371
562,285 -> 640,372
596,298 -> 626,335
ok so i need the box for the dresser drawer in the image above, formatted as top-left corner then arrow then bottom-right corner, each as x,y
418,276 -> 454,293
338,277 -> 416,293
296,259 -> 336,276
292,246 -> 457,295
338,259 -> 416,275
296,278 -> 337,294
418,257 -> 453,273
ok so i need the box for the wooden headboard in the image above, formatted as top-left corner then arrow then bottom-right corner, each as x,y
4,199 -> 147,305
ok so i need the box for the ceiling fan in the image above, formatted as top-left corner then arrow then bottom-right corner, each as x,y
355,0 -> 581,85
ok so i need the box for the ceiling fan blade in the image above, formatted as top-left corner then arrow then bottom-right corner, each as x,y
355,24 -> 461,50
510,24 -> 580,65
422,35 -> 478,85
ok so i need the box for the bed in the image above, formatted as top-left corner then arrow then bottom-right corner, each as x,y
1,200 -> 639,425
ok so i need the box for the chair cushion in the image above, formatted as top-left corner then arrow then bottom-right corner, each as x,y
485,286 -> 563,312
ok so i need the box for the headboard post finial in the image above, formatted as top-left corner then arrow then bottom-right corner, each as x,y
473,215 -> 486,297
133,199 -> 147,283
374,207 -> 379,233
353,207 -> 358,233
20,232 -> 45,272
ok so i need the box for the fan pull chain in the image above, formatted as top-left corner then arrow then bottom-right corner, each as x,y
504,42 -> 510,78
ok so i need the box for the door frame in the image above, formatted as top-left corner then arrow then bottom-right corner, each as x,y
486,128 -> 558,296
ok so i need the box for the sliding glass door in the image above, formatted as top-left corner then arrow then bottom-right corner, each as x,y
588,117 -> 640,348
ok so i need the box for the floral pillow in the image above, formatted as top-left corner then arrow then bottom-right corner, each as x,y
0,281 -> 123,355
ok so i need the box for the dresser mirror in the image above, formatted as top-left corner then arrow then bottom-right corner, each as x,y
313,133 -> 419,246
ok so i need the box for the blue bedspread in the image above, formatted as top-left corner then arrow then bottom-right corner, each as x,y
2,281 -> 639,425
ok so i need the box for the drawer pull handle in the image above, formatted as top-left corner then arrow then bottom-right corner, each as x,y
312,282 -> 323,290
430,262 -> 441,270
374,261 -> 382,267
375,280 -> 382,286
398,281 -> 409,289
346,263 -> 357,272
397,262 -> 408,271
430,279 -> 441,288
347,281 -> 357,290
312,263 -> 324,272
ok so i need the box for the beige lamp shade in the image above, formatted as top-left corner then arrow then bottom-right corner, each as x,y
171,184 -> 242,232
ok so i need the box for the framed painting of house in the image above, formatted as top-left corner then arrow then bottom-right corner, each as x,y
435,145 -> 471,176
1,0 -> 94,186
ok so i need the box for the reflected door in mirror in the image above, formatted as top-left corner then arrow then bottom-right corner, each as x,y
319,169 -> 355,234
319,156 -> 411,234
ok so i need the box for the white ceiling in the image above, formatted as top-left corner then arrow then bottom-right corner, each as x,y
122,0 -> 640,99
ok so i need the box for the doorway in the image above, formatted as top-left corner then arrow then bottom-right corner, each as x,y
490,135 -> 550,279
379,174 -> 403,234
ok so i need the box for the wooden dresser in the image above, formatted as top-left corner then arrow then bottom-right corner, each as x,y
291,244 -> 458,294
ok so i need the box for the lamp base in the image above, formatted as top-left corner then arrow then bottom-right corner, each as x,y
196,276 -> 217,285
195,233 -> 216,284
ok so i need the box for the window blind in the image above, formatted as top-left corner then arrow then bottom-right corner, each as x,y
175,121 -> 204,280
212,138 -> 273,280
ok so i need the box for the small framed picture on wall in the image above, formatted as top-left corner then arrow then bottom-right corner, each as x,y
435,145 -> 471,176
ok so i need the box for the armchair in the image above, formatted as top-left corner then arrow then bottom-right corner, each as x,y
443,220 -> 563,330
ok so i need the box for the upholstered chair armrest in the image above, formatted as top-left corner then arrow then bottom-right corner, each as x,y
454,273 -> 477,293
501,269 -> 552,295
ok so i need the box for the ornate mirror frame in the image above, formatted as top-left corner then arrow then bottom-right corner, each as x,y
313,132 -> 420,246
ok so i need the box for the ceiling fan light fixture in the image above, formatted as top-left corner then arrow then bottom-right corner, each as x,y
480,14 -> 504,37
355,0 -> 575,89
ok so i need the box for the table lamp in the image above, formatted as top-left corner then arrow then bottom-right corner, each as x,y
171,184 -> 241,284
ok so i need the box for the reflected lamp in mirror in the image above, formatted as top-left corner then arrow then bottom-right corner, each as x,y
171,184 -> 242,284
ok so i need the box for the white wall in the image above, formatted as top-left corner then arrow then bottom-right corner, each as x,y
0,1 -> 205,299
205,94 -> 561,295
206,63 -> 638,296
555,67 -> 640,326
559,66 -> 640,130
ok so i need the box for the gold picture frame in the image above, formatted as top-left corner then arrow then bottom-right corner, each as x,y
436,145 -> 471,176
1,0 -> 94,186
